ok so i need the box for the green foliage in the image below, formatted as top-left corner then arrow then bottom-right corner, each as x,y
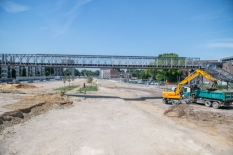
128,69 -> 148,80
67,76 -> 71,86
64,69 -> 72,76
78,86 -> 98,93
75,69 -> 80,76
63,76 -> 67,84
158,53 -> 178,57
80,69 -> 100,76
54,85 -> 79,92
87,76 -> 93,83
144,53 -> 183,82
94,70 -> 100,76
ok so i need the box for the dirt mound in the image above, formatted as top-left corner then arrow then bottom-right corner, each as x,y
164,104 -> 233,144
2,94 -> 71,111
0,93 -> 73,132
164,104 -> 232,122
164,104 -> 193,117
0,84 -> 38,90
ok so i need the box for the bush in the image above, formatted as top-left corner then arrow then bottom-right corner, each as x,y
54,85 -> 79,93
78,86 -> 98,93
87,77 -> 93,83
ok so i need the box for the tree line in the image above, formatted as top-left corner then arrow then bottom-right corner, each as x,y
63,69 -> 100,77
120,53 -> 184,82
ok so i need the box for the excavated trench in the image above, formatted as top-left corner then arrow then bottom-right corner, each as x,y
0,94 -> 73,132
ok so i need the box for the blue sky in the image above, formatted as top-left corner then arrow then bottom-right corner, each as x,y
0,0 -> 233,61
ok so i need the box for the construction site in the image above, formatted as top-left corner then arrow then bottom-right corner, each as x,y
0,55 -> 233,154
0,0 -> 233,154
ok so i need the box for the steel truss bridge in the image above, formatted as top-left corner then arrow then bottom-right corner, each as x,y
0,53 -> 202,69
0,53 -> 233,82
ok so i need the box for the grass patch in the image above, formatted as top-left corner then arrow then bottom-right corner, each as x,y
54,85 -> 79,92
78,85 -> 98,93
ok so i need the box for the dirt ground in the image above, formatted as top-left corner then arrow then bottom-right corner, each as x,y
0,79 -> 233,155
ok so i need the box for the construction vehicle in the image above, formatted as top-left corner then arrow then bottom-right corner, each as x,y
162,69 -> 233,109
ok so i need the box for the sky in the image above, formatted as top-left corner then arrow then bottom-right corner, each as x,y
0,0 -> 233,61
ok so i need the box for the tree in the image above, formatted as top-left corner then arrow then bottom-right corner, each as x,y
63,76 -> 67,87
94,70 -> 100,76
81,69 -> 86,76
87,76 -> 93,83
80,69 -> 100,77
64,69 -> 71,76
144,53 -> 183,82
75,69 -> 80,76
67,76 -> 71,87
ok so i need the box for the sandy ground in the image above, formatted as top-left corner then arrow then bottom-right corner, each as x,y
0,79 -> 233,155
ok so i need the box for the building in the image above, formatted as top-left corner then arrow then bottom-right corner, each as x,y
220,56 -> 233,74
100,69 -> 119,79
99,69 -> 133,79
0,66 -> 45,78
221,56 -> 233,64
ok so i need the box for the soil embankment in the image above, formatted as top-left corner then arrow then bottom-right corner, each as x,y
0,93 -> 73,132
164,104 -> 233,145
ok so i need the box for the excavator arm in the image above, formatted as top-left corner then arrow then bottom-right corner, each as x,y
163,69 -> 217,100
175,69 -> 217,95
175,72 -> 200,95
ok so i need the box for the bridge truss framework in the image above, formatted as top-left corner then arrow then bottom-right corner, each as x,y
1,54 -> 233,82
0,54 -> 202,69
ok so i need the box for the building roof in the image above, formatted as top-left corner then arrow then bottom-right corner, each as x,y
220,56 -> 233,62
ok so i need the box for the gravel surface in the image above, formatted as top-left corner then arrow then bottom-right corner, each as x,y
0,79 -> 233,155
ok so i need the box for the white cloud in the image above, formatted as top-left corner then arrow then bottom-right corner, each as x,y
51,0 -> 92,38
0,0 -> 29,13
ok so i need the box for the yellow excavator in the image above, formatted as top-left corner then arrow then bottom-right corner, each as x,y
162,69 -> 217,105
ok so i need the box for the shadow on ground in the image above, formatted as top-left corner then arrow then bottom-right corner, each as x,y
67,94 -> 162,101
